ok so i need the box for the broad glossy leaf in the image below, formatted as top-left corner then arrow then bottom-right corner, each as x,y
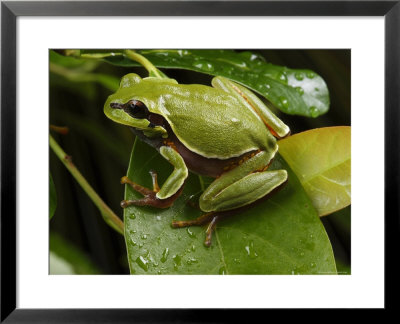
278,127 -> 351,216
79,49 -> 330,117
123,139 -> 336,274
49,174 -> 57,219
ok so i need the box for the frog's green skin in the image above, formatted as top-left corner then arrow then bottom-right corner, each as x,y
104,73 -> 290,246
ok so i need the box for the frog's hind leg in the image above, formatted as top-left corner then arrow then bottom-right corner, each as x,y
173,151 -> 287,247
199,150 -> 287,213
172,212 -> 221,247
120,171 -> 184,209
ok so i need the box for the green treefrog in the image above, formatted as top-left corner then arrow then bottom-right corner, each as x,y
104,73 -> 290,246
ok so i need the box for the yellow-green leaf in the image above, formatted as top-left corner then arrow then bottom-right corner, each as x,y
278,126 -> 351,216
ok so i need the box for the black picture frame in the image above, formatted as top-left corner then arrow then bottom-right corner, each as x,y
1,0 -> 398,321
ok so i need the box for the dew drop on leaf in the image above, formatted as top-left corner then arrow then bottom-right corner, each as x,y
295,87 -> 304,95
177,50 -> 190,57
279,96 -> 290,109
310,106 -> 319,117
222,66 -> 234,75
186,227 -> 196,238
161,248 -> 169,263
136,256 -> 149,271
278,72 -> 288,83
173,254 -> 182,270
186,257 -> 198,265
307,71 -> 315,79
295,72 -> 304,81
245,241 -> 258,258
192,61 -> 214,72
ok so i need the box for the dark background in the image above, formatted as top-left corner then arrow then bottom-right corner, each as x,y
49,49 -> 351,274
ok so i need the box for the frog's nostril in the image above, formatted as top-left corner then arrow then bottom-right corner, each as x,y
110,102 -> 124,109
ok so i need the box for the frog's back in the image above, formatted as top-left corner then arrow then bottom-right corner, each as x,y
146,82 -> 276,159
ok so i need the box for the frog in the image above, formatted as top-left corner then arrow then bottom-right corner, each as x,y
104,73 -> 290,246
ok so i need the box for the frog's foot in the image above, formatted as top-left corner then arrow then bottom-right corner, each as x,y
120,172 -> 183,209
172,212 -> 221,247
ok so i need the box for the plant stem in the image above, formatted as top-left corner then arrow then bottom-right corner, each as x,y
124,49 -> 168,79
49,135 -> 124,236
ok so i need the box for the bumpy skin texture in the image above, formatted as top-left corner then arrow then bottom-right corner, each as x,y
104,74 -> 278,159
104,73 -> 290,245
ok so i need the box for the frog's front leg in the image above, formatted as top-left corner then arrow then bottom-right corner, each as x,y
121,146 -> 188,209
172,150 -> 287,246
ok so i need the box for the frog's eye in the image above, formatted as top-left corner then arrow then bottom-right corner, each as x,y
110,100 -> 149,119
125,100 -> 149,119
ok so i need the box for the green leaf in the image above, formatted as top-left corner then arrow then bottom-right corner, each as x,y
278,127 -> 351,217
50,50 -> 120,92
123,139 -> 336,274
50,232 -> 101,274
49,174 -> 57,219
97,49 -> 330,117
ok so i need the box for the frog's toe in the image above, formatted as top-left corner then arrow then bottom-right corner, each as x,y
120,181 -> 184,209
171,212 -> 221,247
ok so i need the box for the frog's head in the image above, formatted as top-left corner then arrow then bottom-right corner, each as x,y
104,73 -> 169,138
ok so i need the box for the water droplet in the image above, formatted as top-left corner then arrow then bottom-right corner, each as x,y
244,241 -> 258,258
173,254 -> 182,270
177,49 -> 189,57
219,266 -> 226,275
141,234 -> 148,240
300,252 -> 305,257
156,215 -> 161,221
258,83 -> 271,93
310,262 -> 316,268
186,228 -> 196,238
278,72 -> 288,83
279,96 -> 290,109
130,239 -> 137,246
186,257 -> 198,265
306,71 -> 315,79
310,106 -> 319,117
138,243 -> 144,248
222,66 -> 234,74
191,245 -> 196,252
129,214 -> 136,220
295,87 -> 304,95
239,51 -> 265,63
136,256 -> 149,271
161,248 -> 169,263
234,258 -> 241,264
295,72 -> 304,81
192,61 -> 214,72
